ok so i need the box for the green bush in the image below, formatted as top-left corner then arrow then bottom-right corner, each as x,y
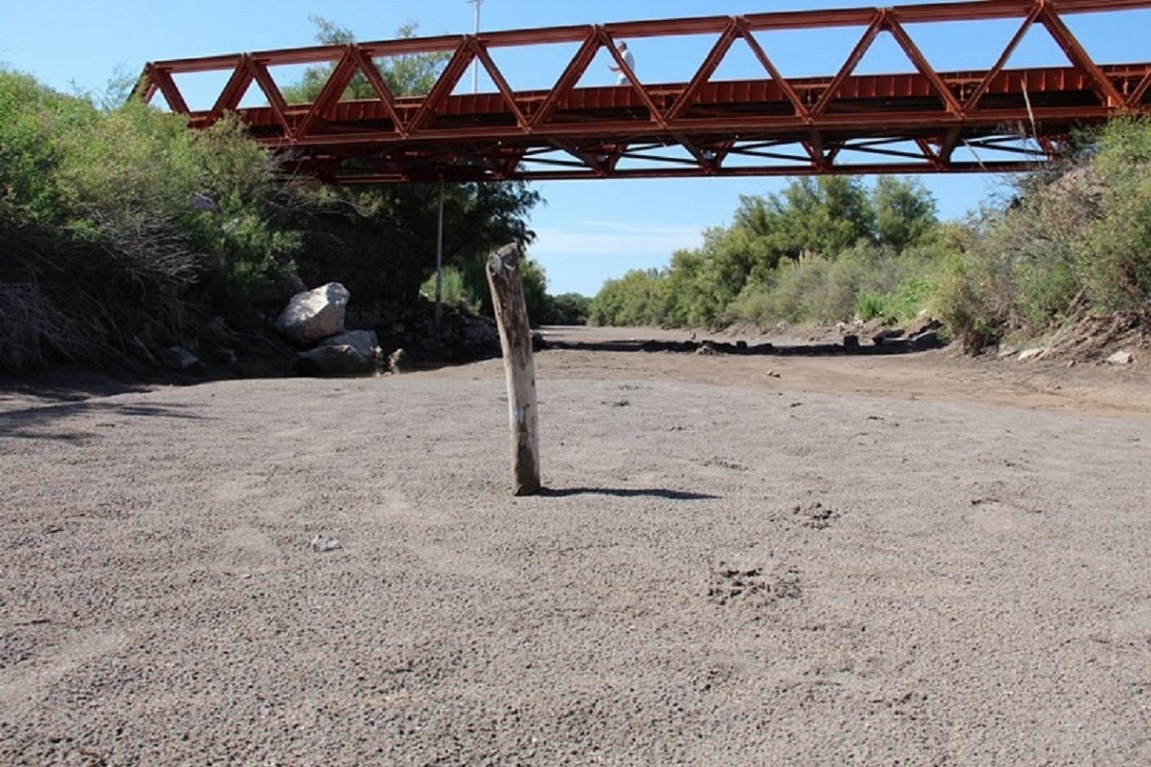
590,175 -> 941,329
929,244 -> 1007,353
545,293 -> 591,325
421,266 -> 475,310
427,255 -> 552,327
759,254 -> 832,323
928,117 -> 1151,349
722,243 -> 936,327
0,72 -> 302,371
589,269 -> 668,327
0,71 -> 98,226
1073,118 -> 1151,311
855,292 -> 891,323
856,275 -> 934,324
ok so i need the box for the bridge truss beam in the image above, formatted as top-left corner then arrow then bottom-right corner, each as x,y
133,0 -> 1151,183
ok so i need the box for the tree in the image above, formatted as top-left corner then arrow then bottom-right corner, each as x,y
547,293 -> 591,325
874,176 -> 938,251
282,18 -> 541,311
279,20 -> 447,103
586,174 -> 942,329
0,71 -> 298,369
588,269 -> 668,327
771,176 -> 874,260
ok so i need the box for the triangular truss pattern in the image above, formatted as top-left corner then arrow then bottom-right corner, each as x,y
131,0 -> 1151,183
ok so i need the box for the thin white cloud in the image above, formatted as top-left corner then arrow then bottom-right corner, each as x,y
532,224 -> 703,258
564,220 -> 700,235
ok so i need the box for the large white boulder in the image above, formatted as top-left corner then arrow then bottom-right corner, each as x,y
275,283 -> 350,346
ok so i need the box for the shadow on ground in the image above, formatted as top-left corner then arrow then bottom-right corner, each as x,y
540,487 -> 719,500
539,336 -> 939,357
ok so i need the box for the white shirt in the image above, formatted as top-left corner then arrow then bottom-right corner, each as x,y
614,48 -> 635,84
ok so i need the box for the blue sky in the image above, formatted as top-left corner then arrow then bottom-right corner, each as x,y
3,1 -> 1144,296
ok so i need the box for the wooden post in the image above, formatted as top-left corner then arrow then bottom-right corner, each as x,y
485,242 -> 541,496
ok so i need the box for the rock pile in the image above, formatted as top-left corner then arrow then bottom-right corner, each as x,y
275,283 -> 382,377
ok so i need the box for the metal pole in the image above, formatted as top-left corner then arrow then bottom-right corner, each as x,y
468,0 -> 483,93
435,179 -> 445,357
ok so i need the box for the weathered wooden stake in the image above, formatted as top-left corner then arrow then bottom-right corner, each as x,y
485,242 -> 541,496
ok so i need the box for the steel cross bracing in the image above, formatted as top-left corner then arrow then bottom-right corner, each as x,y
134,0 -> 1151,184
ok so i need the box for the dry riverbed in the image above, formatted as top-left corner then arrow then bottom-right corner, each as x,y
3,328 -> 1150,765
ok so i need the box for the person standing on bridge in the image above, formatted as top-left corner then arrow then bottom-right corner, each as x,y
609,41 -> 635,85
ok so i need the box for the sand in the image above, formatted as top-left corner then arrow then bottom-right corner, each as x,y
3,328 -> 1150,765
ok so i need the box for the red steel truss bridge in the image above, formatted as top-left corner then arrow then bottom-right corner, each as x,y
133,0 -> 1151,184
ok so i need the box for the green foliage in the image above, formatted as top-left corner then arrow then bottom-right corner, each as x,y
593,175 -> 941,329
930,248 -> 1006,353
754,254 -> 833,324
421,266 -> 475,310
546,293 -> 591,325
421,255 -> 553,328
184,115 -> 301,320
0,70 -> 99,225
854,292 -> 890,323
856,277 -> 932,324
277,19 -> 540,314
279,19 -> 448,103
518,257 -> 550,328
56,99 -> 201,220
423,258 -> 584,327
660,236 -> 748,328
773,177 -> 875,259
420,182 -> 541,315
0,71 -> 301,370
874,176 -> 938,251
588,269 -> 669,327
930,117 -> 1151,350
1072,118 -> 1151,310
722,243 -> 927,327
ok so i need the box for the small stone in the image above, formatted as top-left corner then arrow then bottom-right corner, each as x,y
158,346 -> 204,374
1018,347 -> 1044,361
311,534 -> 342,553
1107,350 -> 1134,365
388,348 -> 409,374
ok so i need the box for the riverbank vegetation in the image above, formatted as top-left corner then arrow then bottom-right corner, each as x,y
589,118 -> 1151,354
0,21 -> 546,373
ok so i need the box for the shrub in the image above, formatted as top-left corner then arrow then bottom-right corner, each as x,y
0,71 -> 98,226
421,266 -> 475,310
1073,118 -> 1151,311
928,117 -> 1151,348
855,292 -> 891,323
0,73 -> 302,371
546,293 -> 591,325
589,269 -> 668,327
930,247 -> 1007,353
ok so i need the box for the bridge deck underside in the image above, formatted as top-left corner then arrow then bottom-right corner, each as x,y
135,0 -> 1151,182
214,64 -> 1150,182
